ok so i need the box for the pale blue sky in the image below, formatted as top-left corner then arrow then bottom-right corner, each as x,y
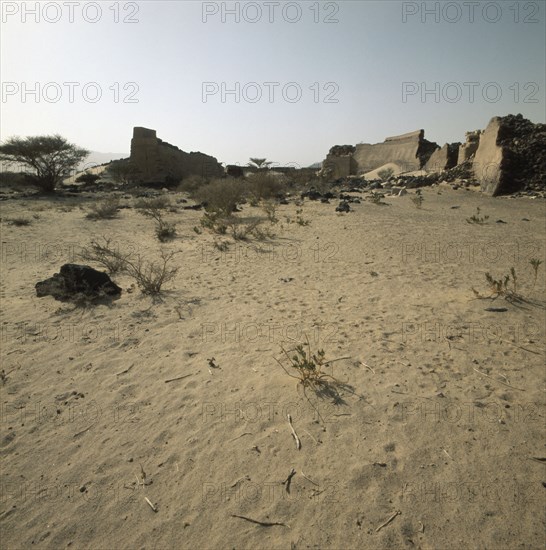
1,1 -> 545,166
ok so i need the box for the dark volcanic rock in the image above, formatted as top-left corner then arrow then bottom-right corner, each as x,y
36,264 -> 122,301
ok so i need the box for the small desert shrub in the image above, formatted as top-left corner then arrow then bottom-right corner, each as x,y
134,196 -> 171,210
79,237 -> 132,274
213,240 -> 230,252
200,212 -> 227,234
275,337 -> 347,424
194,178 -> 245,216
6,217 -> 31,226
245,172 -> 286,203
377,168 -> 394,182
75,173 -> 101,185
178,174 -> 208,194
466,207 -> 488,224
155,222 -> 177,242
473,268 -> 520,301
86,199 -> 120,220
295,208 -> 310,226
227,217 -> 264,241
136,202 -> 177,242
123,249 -> 179,295
411,189 -> 424,208
261,199 -> 279,223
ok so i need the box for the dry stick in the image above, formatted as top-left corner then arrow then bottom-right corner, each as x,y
529,457 -> 546,463
229,432 -> 252,442
73,425 -> 94,438
164,373 -> 194,383
231,514 -> 288,528
301,471 -> 319,486
115,364 -> 134,376
302,429 -> 319,445
144,497 -> 158,513
375,510 -> 401,533
287,414 -> 301,450
498,338 -> 543,355
472,367 -> 525,391
282,469 -> 297,493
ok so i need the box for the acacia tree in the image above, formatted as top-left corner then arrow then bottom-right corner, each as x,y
0,135 -> 89,192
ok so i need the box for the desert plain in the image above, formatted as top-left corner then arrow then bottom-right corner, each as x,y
0,184 -> 545,550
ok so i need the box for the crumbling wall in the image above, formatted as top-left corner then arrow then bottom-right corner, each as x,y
424,142 -> 460,173
130,127 -> 223,184
353,130 -> 438,174
473,114 -> 546,195
457,130 -> 481,165
321,131 -> 438,178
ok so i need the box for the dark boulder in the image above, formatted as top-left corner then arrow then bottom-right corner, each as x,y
36,264 -> 122,301
336,201 -> 351,213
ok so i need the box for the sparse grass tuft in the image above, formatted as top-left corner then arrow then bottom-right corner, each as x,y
466,207 -> 488,224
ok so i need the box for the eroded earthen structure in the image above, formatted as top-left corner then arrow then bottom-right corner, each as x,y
130,127 -> 223,184
321,114 -> 545,195
322,130 -> 438,178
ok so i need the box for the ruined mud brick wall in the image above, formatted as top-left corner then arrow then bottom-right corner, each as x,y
322,131 -> 438,177
457,130 -> 481,165
424,142 -> 460,173
353,130 -> 438,174
322,145 -> 357,179
130,127 -> 223,184
473,114 -> 546,195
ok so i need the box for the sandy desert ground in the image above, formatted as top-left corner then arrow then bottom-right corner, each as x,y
1,185 -> 545,549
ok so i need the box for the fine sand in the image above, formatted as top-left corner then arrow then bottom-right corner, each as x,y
1,186 -> 545,549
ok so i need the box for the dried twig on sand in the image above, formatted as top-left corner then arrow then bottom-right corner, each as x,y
282,469 -> 297,493
231,514 -> 289,527
287,414 -> 301,450
375,510 -> 401,532
164,373 -> 194,383
144,497 -> 158,512
472,367 -> 525,391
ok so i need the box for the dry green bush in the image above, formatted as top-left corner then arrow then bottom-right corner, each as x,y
245,172 -> 286,204
261,199 -> 279,223
377,168 -> 394,181
86,199 -> 120,220
122,249 -> 179,294
178,174 -> 208,194
136,202 -> 177,242
194,178 -> 246,216
79,237 -> 132,274
134,196 -> 171,210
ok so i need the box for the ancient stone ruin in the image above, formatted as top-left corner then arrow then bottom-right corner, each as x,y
321,114 -> 545,196
130,127 -> 223,185
472,114 -> 545,195
322,130 -> 439,179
